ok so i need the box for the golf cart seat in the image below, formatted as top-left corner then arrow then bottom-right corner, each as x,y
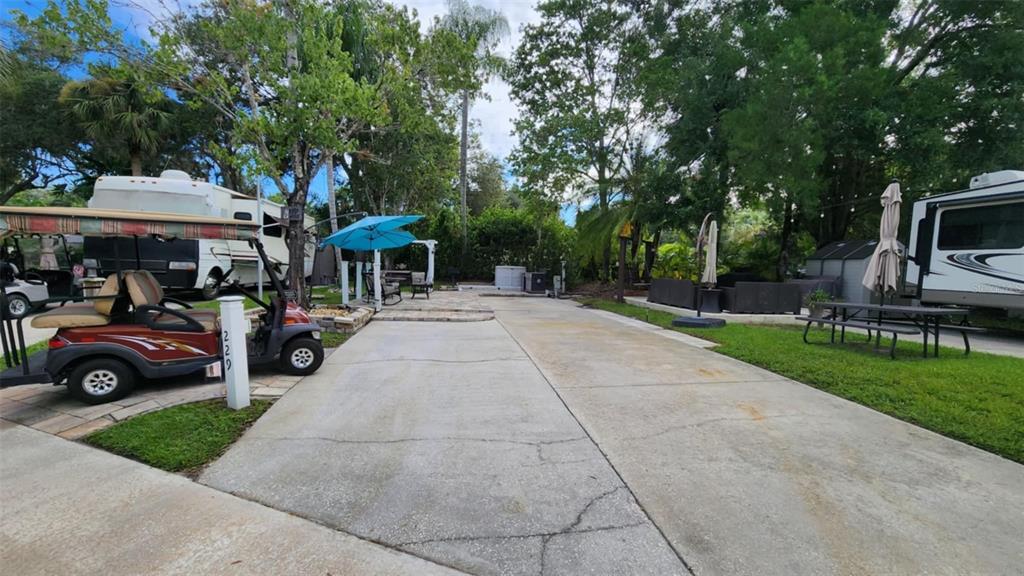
30,274 -> 120,329
124,270 -> 219,331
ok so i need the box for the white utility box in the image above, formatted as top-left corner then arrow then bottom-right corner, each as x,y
494,266 -> 527,291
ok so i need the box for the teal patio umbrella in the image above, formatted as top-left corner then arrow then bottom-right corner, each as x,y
320,215 -> 423,310
320,215 -> 423,252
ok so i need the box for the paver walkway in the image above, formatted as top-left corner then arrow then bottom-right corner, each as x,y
202,294 -> 1024,574
0,370 -> 300,439
0,422 -> 463,575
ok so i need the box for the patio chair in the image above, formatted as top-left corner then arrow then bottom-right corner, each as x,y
411,271 -> 432,299
363,272 -> 403,306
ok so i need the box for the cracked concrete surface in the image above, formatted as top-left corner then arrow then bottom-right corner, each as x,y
201,320 -> 685,576
491,297 -> 1024,576
0,423 -> 465,576
200,295 -> 1024,575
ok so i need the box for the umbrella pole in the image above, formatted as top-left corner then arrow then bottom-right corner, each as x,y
373,250 -> 382,312
671,213 -> 724,328
696,239 -> 704,319
340,255 -> 349,306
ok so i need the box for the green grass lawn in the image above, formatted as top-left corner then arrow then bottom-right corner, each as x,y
84,399 -> 272,473
582,298 -> 1024,463
190,294 -> 268,311
2,339 -> 48,370
321,331 -> 349,348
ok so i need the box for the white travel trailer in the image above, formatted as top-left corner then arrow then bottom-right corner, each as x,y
905,170 -> 1024,311
84,170 -> 314,297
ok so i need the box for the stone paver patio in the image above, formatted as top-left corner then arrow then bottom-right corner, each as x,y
0,371 -> 302,439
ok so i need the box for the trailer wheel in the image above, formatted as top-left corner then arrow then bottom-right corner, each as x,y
67,358 -> 135,404
5,294 -> 32,319
279,337 -> 324,375
201,269 -> 223,299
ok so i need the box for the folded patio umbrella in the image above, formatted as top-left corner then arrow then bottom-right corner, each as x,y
861,181 -> 903,296
701,220 -> 718,286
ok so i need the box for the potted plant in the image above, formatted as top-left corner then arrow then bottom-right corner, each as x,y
805,288 -> 832,327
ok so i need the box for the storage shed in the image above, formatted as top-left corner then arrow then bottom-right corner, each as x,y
804,240 -> 904,304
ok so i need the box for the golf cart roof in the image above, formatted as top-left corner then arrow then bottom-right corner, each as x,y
0,206 -> 258,241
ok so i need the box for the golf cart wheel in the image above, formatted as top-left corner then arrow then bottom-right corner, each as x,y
280,337 -> 324,375
67,358 -> 136,405
5,294 -> 32,319
201,269 -> 223,300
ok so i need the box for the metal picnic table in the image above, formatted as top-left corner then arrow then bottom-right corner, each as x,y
819,301 -> 973,358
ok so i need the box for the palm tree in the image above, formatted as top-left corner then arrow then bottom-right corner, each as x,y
441,0 -> 509,258
59,66 -> 170,176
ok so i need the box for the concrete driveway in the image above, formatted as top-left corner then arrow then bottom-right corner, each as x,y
203,295 -> 1024,575
0,421 -> 463,576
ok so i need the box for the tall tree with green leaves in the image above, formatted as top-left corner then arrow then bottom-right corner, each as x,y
639,0 -> 1024,279
467,134 -> 508,216
59,64 -> 172,176
0,45 -> 84,204
439,0 -> 508,257
17,0 -> 479,300
507,0 -> 645,280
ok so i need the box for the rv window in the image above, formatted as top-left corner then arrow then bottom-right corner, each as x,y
233,211 -> 253,221
937,201 -> 1024,250
263,213 -> 283,238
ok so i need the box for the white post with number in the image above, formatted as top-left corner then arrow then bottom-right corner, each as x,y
219,295 -> 250,410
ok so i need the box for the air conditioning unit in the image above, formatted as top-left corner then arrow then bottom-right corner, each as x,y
524,272 -> 548,293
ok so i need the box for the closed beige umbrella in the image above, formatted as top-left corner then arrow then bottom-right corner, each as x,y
701,220 -> 718,286
862,181 -> 902,296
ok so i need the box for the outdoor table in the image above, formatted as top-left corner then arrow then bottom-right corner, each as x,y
820,301 -> 971,358
383,270 -> 412,285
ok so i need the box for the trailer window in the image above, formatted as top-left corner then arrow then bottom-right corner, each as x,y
937,201 -> 1024,250
233,211 -> 253,221
263,213 -> 283,238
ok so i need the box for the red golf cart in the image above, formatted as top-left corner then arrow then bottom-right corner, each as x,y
0,206 -> 324,404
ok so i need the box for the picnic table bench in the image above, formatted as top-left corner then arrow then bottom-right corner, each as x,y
800,301 -> 975,359
797,315 -> 920,359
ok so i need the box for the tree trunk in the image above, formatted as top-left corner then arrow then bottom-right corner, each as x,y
776,201 -> 794,281
287,185 -> 308,306
459,89 -> 470,261
629,224 -> 642,283
326,152 -> 343,288
283,0 -> 305,305
130,152 -> 143,176
617,236 -> 626,303
643,229 -> 661,282
597,148 -> 610,282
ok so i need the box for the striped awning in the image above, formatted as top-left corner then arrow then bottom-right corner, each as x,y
0,206 -> 258,241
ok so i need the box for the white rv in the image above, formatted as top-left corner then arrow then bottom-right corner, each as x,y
84,170 -> 314,297
905,170 -> 1024,311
